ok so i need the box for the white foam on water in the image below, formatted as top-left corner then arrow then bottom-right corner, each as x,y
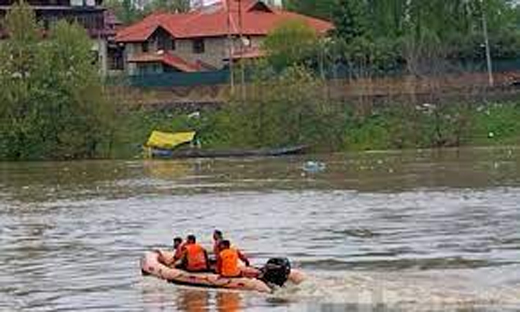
268,271 -> 520,311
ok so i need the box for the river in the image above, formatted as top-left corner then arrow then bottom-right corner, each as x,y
1,147 -> 520,311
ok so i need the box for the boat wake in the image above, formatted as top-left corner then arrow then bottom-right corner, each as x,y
268,271 -> 520,311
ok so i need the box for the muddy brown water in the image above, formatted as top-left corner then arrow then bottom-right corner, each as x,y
1,147 -> 520,311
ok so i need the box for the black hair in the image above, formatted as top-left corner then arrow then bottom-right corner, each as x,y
220,239 -> 231,249
213,230 -> 223,239
187,234 -> 196,243
173,237 -> 182,244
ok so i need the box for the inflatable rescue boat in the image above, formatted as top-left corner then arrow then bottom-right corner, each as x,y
140,250 -> 305,293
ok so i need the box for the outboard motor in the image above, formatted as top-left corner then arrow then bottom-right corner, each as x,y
259,257 -> 291,288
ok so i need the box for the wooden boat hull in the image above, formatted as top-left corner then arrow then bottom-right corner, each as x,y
148,145 -> 308,159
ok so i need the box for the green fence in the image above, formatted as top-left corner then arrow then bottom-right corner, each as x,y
106,59 -> 520,88
108,70 -> 230,88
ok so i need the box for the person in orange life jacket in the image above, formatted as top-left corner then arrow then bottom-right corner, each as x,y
157,236 -> 185,266
216,240 -> 251,278
175,234 -> 209,272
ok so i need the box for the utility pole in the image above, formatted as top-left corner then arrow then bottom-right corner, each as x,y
481,0 -> 494,87
226,0 -> 235,93
238,0 -> 246,100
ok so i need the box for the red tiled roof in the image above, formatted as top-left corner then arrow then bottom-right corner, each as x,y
127,51 -> 201,72
116,0 -> 333,42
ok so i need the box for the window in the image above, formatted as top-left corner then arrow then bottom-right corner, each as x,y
157,35 -> 175,51
108,46 -> 124,70
192,39 -> 205,54
157,35 -> 167,51
141,41 -> 149,53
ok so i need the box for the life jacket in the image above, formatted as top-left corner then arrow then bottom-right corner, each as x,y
219,248 -> 241,277
185,243 -> 207,271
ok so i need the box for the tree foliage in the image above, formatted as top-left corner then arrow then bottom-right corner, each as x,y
0,3 -> 113,160
105,0 -> 190,24
262,20 -> 319,69
330,0 -> 520,60
279,0 -> 520,78
283,0 -> 336,20
333,0 -> 369,43
145,0 -> 190,14
213,65 -> 343,150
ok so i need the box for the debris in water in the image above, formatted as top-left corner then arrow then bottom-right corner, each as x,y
302,161 -> 326,173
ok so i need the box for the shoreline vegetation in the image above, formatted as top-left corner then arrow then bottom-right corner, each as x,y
2,1 -> 520,160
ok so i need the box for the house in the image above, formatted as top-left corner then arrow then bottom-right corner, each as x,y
0,0 -> 114,75
115,0 -> 333,75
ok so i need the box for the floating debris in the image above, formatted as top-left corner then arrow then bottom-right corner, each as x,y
302,161 -> 326,173
188,111 -> 201,119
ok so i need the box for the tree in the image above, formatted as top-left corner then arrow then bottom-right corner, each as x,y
146,0 -> 190,13
0,2 -> 41,158
262,20 -> 319,69
0,3 -> 114,160
284,0 -> 336,20
214,65 -> 343,150
104,0 -> 143,24
333,0 -> 370,43
38,21 -> 113,158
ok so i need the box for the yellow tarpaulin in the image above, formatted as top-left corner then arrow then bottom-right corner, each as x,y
146,131 -> 196,150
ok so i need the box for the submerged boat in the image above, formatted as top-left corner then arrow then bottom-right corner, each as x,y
140,251 -> 305,293
149,145 -> 308,159
143,130 -> 308,159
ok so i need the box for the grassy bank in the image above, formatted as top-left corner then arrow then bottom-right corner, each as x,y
109,99 -> 520,159
109,67 -> 520,159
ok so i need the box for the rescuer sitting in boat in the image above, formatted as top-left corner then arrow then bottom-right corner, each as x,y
173,237 -> 185,261
174,234 -> 210,272
208,229 -> 224,270
212,230 -> 224,257
216,240 -> 251,278
156,236 -> 185,267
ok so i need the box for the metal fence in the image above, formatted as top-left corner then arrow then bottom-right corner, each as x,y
107,70 -> 230,88
106,59 -> 520,88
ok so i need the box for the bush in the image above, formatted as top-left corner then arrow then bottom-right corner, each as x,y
211,65 -> 344,151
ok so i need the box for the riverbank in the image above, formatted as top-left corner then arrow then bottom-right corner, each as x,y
108,97 -> 520,159
105,64 -> 520,159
